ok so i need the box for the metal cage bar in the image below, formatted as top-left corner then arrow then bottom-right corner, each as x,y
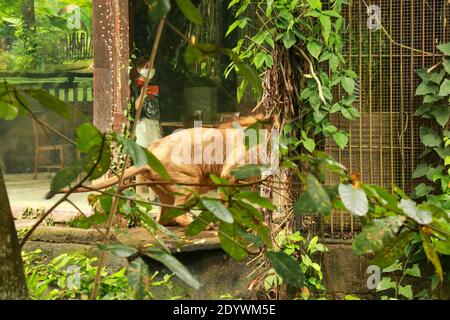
317,0 -> 450,239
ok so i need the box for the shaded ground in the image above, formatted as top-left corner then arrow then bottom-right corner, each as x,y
5,173 -> 91,221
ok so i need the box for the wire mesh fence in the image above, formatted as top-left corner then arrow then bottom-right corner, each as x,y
312,0 -> 450,239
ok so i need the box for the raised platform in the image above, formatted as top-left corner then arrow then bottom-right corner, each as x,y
6,174 -> 91,221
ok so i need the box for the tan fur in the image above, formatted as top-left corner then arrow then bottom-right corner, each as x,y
70,115 -> 270,227
217,113 -> 266,129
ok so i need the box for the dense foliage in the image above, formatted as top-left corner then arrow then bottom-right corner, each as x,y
22,250 -> 176,300
0,0 -> 92,71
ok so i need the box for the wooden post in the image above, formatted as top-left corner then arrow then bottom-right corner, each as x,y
92,0 -> 130,133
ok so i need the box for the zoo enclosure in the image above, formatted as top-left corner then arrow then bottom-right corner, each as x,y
319,0 -> 450,239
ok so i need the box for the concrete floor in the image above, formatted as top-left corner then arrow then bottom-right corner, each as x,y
5,172 -> 216,222
5,173 -> 92,221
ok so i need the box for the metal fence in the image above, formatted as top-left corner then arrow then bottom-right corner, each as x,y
320,0 -> 450,239
62,31 -> 93,61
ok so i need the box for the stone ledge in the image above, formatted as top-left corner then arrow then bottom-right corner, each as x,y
117,228 -> 221,253
16,222 -> 222,253
27,225 -> 108,244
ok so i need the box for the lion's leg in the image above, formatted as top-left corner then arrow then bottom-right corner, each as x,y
153,186 -> 175,224
171,193 -> 194,227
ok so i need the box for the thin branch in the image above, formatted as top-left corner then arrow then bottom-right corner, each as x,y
78,185 -> 185,210
296,47 -> 326,104
117,177 -> 269,191
19,138 -> 106,249
362,0 -> 440,57
166,20 -> 188,41
65,198 -> 109,241
12,86 -> 76,145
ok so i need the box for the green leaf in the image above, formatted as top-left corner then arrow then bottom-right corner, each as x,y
431,107 -> 450,127
437,42 -> 450,55
90,143 -> 112,180
143,148 -> 171,181
382,260 -> 403,272
266,251 -> 305,288
307,41 -> 322,60
112,133 -> 170,181
218,222 -> 248,261
420,231 -> 443,282
413,183 -> 434,198
97,243 -> 138,258
398,285 -> 413,299
19,89 -> 77,120
69,212 -> 108,229
435,146 -> 450,160
186,211 -> 215,236
254,52 -> 266,68
364,184 -> 399,210
352,216 -> 406,255
443,58 -> 450,74
237,230 -> 263,246
435,241 -> 450,255
398,199 -> 432,225
184,46 -> 204,64
422,94 -> 442,104
145,0 -> 171,19
231,164 -> 268,179
146,250 -> 201,289
319,14 -> 332,45
297,174 -> 332,215
329,54 -> 339,72
175,0 -> 201,25
307,0 -> 322,10
226,18 -> 248,37
47,142 -> 111,198
332,131 -> 349,149
376,276 -> 397,291
322,9 -> 341,18
415,81 -> 437,96
430,69 -> 446,84
439,79 -> 450,96
302,137 -> 316,153
416,69 -> 431,81
405,264 -> 421,277
282,32 -> 296,49
76,123 -> 102,153
419,127 -> 441,147
413,163 -> 430,178
232,57 -> 262,98
341,76 -> 355,95
338,183 -> 368,217
294,192 -> 316,215
370,231 -> 413,269
0,101 -> 18,120
237,191 -> 276,211
127,257 -> 151,299
114,134 -> 149,167
201,198 -> 233,223
264,53 -> 274,68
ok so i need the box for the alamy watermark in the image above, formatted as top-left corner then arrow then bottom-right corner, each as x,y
366,265 -> 381,290
367,4 -> 381,30
66,265 -> 81,290
65,4 -> 81,30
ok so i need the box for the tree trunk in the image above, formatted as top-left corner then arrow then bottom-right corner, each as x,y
21,0 -> 36,27
21,0 -> 37,69
0,169 -> 28,299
